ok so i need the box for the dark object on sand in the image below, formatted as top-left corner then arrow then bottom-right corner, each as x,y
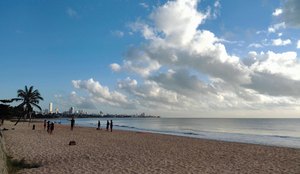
106,120 -> 109,131
32,124 -> 35,130
69,141 -> 76,145
97,120 -> 100,130
50,122 -> 54,134
2,128 -> 8,131
110,120 -> 113,132
71,117 -> 75,131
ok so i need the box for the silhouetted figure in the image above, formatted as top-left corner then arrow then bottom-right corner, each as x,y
97,120 -> 101,130
44,120 -> 47,130
50,122 -> 54,134
32,124 -> 35,130
47,121 -> 50,133
110,120 -> 113,132
71,117 -> 75,131
106,120 -> 109,131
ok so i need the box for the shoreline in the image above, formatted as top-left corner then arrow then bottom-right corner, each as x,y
2,121 -> 300,173
53,118 -> 300,149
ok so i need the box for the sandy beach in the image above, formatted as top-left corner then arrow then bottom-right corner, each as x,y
2,121 -> 300,174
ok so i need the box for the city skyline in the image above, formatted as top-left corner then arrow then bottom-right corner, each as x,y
1,0 -> 300,117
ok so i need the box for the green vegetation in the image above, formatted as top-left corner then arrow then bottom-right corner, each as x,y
15,86 -> 43,125
0,85 -> 43,125
6,156 -> 40,174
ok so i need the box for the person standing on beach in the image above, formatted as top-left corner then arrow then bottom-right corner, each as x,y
71,117 -> 75,131
97,120 -> 101,130
47,120 -> 50,133
110,120 -> 113,132
106,120 -> 109,131
50,122 -> 54,134
44,120 -> 47,130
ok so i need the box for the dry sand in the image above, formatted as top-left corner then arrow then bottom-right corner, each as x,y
2,120 -> 300,174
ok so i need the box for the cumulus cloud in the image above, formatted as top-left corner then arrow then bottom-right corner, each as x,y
67,0 -> 300,116
150,0 -> 208,45
245,72 -> 300,97
72,79 -> 134,108
271,38 -> 291,46
268,22 -> 286,33
297,40 -> 300,49
110,63 -> 121,72
249,51 -> 300,80
54,92 -> 96,111
272,8 -> 283,16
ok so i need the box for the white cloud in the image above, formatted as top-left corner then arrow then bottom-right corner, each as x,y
297,40 -> 300,49
110,63 -> 121,72
206,0 -> 221,19
271,38 -> 291,46
139,2 -> 149,9
272,8 -> 283,16
66,0 -> 300,117
72,79 -> 133,108
268,22 -> 286,33
150,0 -> 208,45
123,49 -> 161,77
250,51 -> 300,80
248,43 -> 263,48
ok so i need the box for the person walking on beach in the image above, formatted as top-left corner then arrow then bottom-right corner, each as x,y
47,120 -> 50,133
44,120 -> 47,130
50,122 -> 54,134
106,120 -> 109,131
97,120 -> 101,130
71,117 -> 75,131
110,120 -> 113,132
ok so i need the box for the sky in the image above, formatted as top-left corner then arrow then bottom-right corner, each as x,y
1,0 -> 300,117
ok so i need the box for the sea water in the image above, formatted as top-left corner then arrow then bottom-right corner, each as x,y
55,118 -> 300,149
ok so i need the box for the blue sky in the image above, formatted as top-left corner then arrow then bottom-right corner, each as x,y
1,0 -> 300,117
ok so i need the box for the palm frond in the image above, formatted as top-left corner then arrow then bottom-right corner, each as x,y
31,103 -> 42,111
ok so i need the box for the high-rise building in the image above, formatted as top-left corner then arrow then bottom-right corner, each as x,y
49,102 -> 53,114
55,108 -> 59,114
69,107 -> 74,114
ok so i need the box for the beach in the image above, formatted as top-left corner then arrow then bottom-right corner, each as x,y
2,121 -> 300,174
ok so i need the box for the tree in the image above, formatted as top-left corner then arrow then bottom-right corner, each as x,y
0,98 -> 21,124
15,86 -> 43,125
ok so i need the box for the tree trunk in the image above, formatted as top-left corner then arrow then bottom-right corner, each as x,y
14,113 -> 25,126
28,111 -> 32,126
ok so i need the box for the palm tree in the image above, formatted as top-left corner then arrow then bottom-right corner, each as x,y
15,86 -> 43,125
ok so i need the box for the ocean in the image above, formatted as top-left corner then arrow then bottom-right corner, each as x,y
55,117 -> 300,149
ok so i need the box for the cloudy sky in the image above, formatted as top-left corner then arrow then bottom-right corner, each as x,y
1,0 -> 300,117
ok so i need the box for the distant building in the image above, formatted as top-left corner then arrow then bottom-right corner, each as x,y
44,109 -> 49,114
69,107 -> 74,114
55,108 -> 59,114
49,102 -> 53,114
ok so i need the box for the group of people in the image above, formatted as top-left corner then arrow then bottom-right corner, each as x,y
97,120 -> 113,132
43,118 -> 114,133
44,120 -> 54,134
